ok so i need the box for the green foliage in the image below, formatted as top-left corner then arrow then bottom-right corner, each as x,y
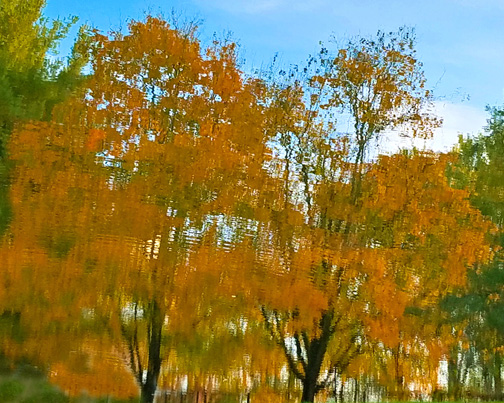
20,385 -> 68,403
0,0 -> 91,139
439,106 -> 504,400
0,0 -> 89,237
0,379 -> 24,401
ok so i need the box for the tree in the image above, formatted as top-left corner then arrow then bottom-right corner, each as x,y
249,29 -> 450,403
0,0 -> 90,236
1,16 -> 273,403
253,141 -> 491,402
321,27 -> 440,198
0,0 -> 89,142
439,106 -> 504,400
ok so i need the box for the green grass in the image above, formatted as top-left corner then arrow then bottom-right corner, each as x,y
0,358 -> 136,403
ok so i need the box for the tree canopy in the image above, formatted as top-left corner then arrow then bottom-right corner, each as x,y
0,9 -> 499,403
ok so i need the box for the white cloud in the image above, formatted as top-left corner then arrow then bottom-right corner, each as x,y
378,101 -> 488,155
431,101 -> 488,150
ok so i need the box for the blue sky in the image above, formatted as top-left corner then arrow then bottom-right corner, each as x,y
44,0 -> 504,152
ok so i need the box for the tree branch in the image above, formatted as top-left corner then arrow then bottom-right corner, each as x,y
261,305 -> 306,381
294,332 -> 308,373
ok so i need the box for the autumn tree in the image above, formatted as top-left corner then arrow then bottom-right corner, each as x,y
0,13 -> 496,403
0,15 -> 276,403
361,151 -> 493,399
321,27 -> 440,198
250,29 -> 485,403
67,17 -> 271,402
251,68 -> 357,403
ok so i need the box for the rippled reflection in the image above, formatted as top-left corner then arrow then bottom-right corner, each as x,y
0,15 -> 497,403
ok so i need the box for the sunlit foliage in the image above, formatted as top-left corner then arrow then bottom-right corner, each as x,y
0,10 -> 498,403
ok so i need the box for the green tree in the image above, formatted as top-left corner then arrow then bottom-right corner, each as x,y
0,0 -> 90,235
441,107 -> 504,400
0,0 -> 85,139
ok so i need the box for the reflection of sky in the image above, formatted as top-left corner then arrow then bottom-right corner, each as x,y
45,0 -> 502,151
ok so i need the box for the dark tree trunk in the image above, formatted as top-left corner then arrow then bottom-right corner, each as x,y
262,306 -> 358,403
339,378 -> 345,403
140,301 -> 164,403
483,363 -> 492,401
300,312 -> 336,402
301,376 -> 317,403
353,378 -> 359,403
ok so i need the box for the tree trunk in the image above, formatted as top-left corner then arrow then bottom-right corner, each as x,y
448,346 -> 461,400
494,353 -> 502,400
300,339 -> 326,402
483,363 -> 492,401
140,301 -> 164,403
392,345 -> 406,400
300,311 -> 335,402
301,376 -> 317,403
361,376 -> 367,403
339,378 -> 345,403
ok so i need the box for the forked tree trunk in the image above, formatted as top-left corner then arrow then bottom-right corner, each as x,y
300,312 -> 335,402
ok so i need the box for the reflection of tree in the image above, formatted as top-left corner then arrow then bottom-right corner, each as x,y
0,14 -> 496,403
438,107 -> 504,401
241,31 -> 487,399
0,0 -> 89,236
1,16 -> 272,403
